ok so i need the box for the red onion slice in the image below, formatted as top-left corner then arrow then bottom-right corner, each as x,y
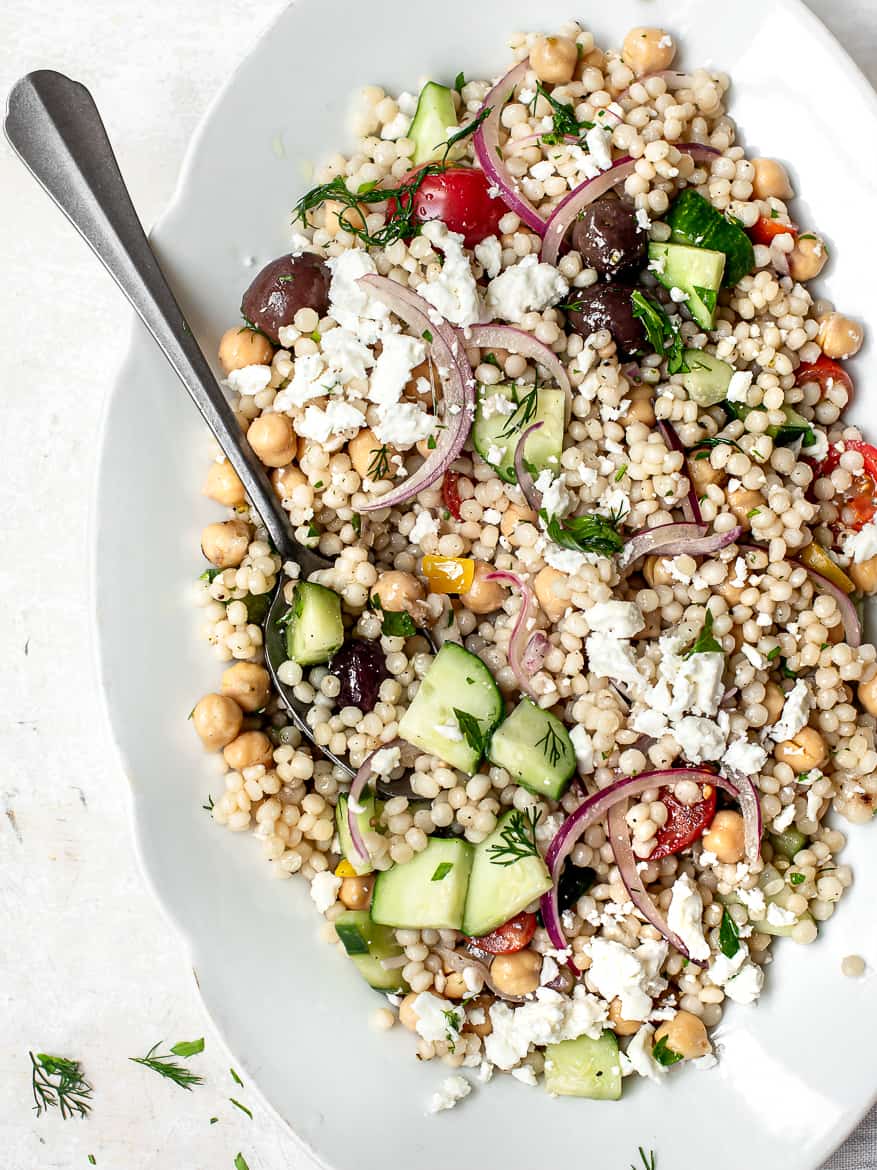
513,421 -> 544,514
540,144 -> 720,267
802,566 -> 862,648
620,522 -> 744,568
473,59 -> 548,236
658,419 -> 703,527
346,737 -> 404,864
465,323 -> 572,422
355,276 -> 475,512
540,767 -> 763,963
523,631 -> 549,674
485,569 -> 539,700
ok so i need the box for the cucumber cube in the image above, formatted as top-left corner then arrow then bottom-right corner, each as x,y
544,1030 -> 622,1100
648,242 -> 725,329
462,810 -> 553,937
472,384 -> 565,485
487,698 -> 575,800
409,82 -> 460,167
336,794 -> 379,875
284,581 -> 344,666
371,837 -> 474,931
335,910 -> 405,991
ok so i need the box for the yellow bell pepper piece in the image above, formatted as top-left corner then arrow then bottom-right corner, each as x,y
335,859 -> 356,878
422,555 -> 475,595
798,543 -> 855,594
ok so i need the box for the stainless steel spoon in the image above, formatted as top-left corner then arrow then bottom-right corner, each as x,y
5,70 -> 363,774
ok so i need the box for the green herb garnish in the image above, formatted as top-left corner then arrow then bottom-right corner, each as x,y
780,659 -> 798,679
427,434 -> 437,450
532,82 -> 594,144
367,443 -> 391,481
422,328 -> 433,343
718,907 -> 740,959
230,1098 -> 252,1119
691,436 -> 744,461
453,708 -> 486,758
381,610 -> 417,638
543,507 -> 626,559
482,351 -> 501,368
234,1155 -> 250,1170
203,794 -> 215,812
790,872 -> 805,886
746,507 -> 761,519
631,291 -> 688,375
652,1035 -> 683,1067
454,71 -> 466,93
536,722 -> 568,768
351,514 -> 362,536
498,383 -> 539,439
432,862 -> 454,882
436,106 -> 492,165
129,1044 -> 205,1091
766,647 -> 781,662
632,1148 -> 657,1170
230,1068 -> 244,1087
615,464 -> 628,482
170,1038 -> 205,1058
30,1053 -> 93,1119
684,610 -> 723,658
200,567 -> 221,583
487,808 -> 541,867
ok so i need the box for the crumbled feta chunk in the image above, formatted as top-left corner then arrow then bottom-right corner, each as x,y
226,364 -> 272,396
741,643 -> 767,670
545,543 -> 590,575
321,326 -> 375,384
768,680 -> 811,742
693,1053 -> 718,1071
413,993 -> 462,1045
485,255 -> 569,323
408,509 -> 440,545
485,988 -> 608,1070
570,725 -> 595,774
667,873 -> 710,961
420,220 -> 482,327
381,112 -> 411,140
635,207 -> 652,232
373,402 -> 436,448
427,1074 -> 471,1114
843,519 -> 877,564
327,249 -> 389,335
766,902 -> 797,928
620,1024 -> 666,1081
474,235 -> 503,279
584,125 -> 613,171
737,886 -> 767,918
371,746 -> 401,776
584,938 -> 669,1022
721,737 -> 768,777
772,803 -> 797,833
708,942 -> 749,987
369,333 -> 426,407
585,600 -> 645,639
511,1065 -> 538,1085
534,469 -> 571,519
726,370 -> 753,403
723,962 -> 764,1004
585,632 -> 644,693
674,716 -> 726,764
295,400 -> 366,443
540,955 -> 559,986
309,871 -> 341,913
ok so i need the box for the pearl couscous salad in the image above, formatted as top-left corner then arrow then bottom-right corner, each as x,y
190,21 -> 874,1110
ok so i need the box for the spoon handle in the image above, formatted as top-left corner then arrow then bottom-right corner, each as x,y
4,69 -> 306,564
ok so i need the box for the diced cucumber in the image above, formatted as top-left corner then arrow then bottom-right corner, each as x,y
371,837 -> 473,930
544,1030 -> 622,1100
486,699 -> 575,800
681,349 -> 734,406
335,910 -> 405,991
726,402 -> 815,446
667,188 -> 755,287
336,794 -> 379,875
397,643 -> 503,774
409,81 -> 460,166
461,810 -> 553,936
284,581 -> 344,666
770,826 -> 807,862
472,384 -> 565,485
648,242 -> 725,329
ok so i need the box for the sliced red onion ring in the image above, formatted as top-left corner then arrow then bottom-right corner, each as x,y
485,569 -> 539,699
540,144 -> 720,267
523,631 -> 549,674
473,59 -> 547,235
346,737 -> 404,863
540,767 -> 762,963
802,566 -> 862,647
620,522 -> 744,568
513,421 -> 544,514
465,323 -> 572,421
355,276 -> 475,512
658,419 -> 703,526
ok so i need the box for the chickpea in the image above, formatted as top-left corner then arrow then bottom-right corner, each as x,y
373,570 -> 425,612
221,661 -> 271,713
621,384 -> 656,427
608,998 -> 640,1036
764,682 -> 785,723
271,463 -> 307,501
323,198 -> 367,238
775,726 -> 827,774
218,326 -> 273,374
460,561 -> 507,615
751,158 -> 794,201
727,488 -> 765,530
348,428 -> 396,480
500,502 -> 537,536
490,949 -> 542,997
443,972 -> 469,1000
789,235 -> 828,283
404,362 -> 433,404
716,577 -> 745,606
688,456 -> 725,493
654,1011 -> 711,1061
534,565 -> 569,623
192,693 -> 243,751
643,556 -> 675,588
621,27 -> 676,76
399,992 -> 421,1032
247,413 -> 297,468
857,673 -> 877,717
702,809 -> 746,864
223,731 -> 275,771
204,459 -> 246,507
818,312 -> 864,361
850,556 -> 877,596
201,519 -> 252,568
338,874 -> 374,911
530,35 -> 579,85
462,993 -> 494,1037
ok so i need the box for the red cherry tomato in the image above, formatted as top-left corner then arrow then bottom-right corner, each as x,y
469,911 -> 537,954
442,469 -> 463,521
649,784 -> 717,860
813,439 -> 877,531
795,355 -> 854,405
389,167 -> 505,248
748,216 -> 798,247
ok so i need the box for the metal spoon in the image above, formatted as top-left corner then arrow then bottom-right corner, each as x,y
5,70 -> 404,780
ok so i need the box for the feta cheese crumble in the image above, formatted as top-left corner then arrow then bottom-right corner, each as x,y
585,600 -> 645,639
843,520 -> 877,564
420,220 -> 482,327
667,873 -> 710,962
485,255 -> 569,323
427,1074 -> 471,1114
485,988 -> 608,1070
309,871 -> 341,913
584,938 -> 669,1022
474,235 -> 503,279
767,680 -> 811,742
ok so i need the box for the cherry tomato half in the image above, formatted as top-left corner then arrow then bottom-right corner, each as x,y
649,784 -> 717,860
795,355 -> 854,405
389,167 -> 505,248
748,216 -> 798,247
814,439 -> 877,531
442,469 -> 463,521
469,911 -> 537,954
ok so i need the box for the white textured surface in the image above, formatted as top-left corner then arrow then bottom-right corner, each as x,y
0,2 -> 874,1168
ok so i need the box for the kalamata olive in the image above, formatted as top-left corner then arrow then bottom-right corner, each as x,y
565,284 -> 646,358
570,197 -> 646,279
329,639 -> 389,713
240,253 -> 331,343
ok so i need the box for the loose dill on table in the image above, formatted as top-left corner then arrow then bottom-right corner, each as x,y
30,1053 -> 93,1120
129,1043 -> 205,1091
487,808 -> 541,866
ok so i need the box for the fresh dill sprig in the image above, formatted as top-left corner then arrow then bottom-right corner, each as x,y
230,1098 -> 253,1119
536,722 -> 568,768
30,1052 -> 93,1120
543,506 -> 627,559
691,435 -> 744,461
631,291 -> 688,375
367,444 -> 391,481
498,382 -> 539,439
129,1043 -> 205,1091
631,1149 -> 656,1170
531,82 -> 594,144
436,106 -> 492,164
488,808 -> 541,867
